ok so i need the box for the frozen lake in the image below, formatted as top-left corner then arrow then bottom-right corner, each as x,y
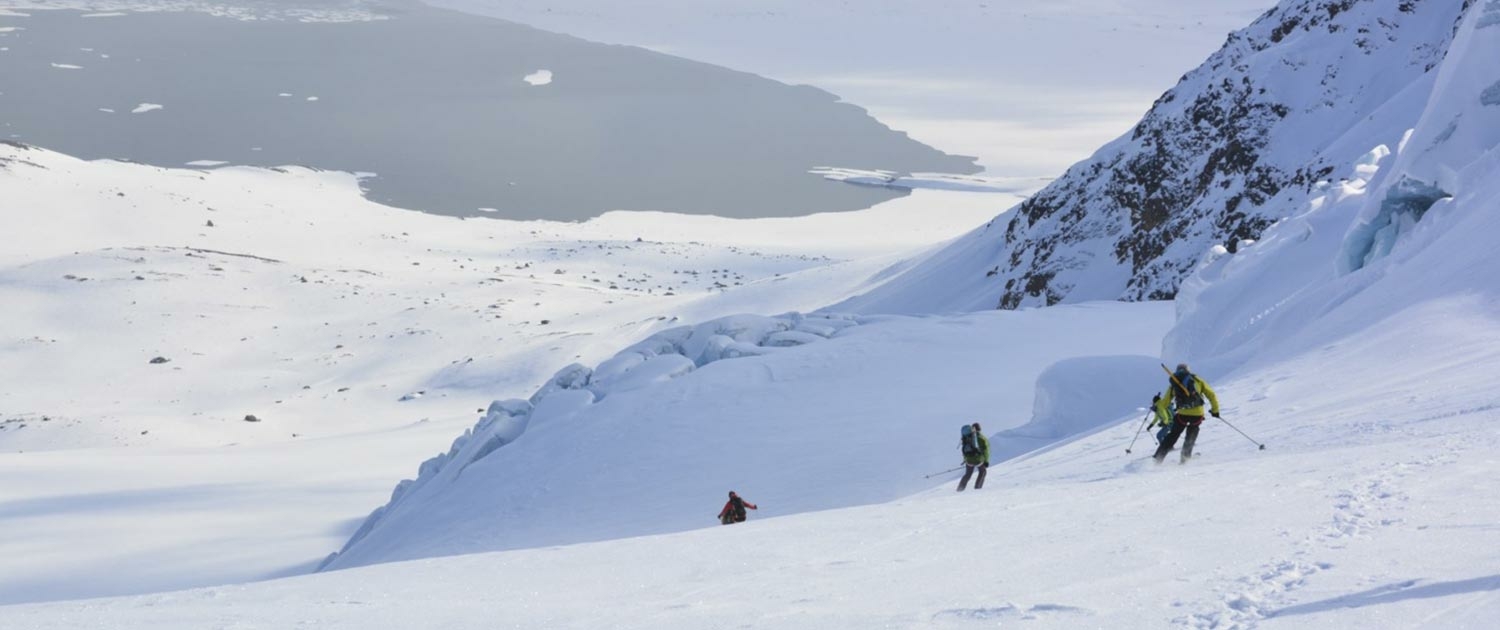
0,3 -> 977,219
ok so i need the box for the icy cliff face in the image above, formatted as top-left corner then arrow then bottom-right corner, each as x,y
844,0 -> 1472,314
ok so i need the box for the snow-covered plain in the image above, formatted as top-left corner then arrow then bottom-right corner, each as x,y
0,141 -> 1000,603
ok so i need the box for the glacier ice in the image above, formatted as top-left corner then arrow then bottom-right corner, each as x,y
1340,177 -> 1450,274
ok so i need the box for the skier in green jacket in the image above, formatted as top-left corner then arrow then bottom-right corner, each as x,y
1152,363 -> 1221,464
958,422 -> 990,491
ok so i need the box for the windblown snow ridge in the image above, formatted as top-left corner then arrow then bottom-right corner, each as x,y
319,312 -> 861,571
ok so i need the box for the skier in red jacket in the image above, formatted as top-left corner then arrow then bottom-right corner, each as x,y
718,491 -> 758,525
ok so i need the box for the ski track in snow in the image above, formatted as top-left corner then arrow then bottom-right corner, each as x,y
1181,439 -> 1470,629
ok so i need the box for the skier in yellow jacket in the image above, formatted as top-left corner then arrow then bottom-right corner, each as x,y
1152,363 -> 1220,464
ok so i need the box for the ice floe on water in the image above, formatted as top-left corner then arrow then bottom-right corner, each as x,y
522,69 -> 552,86
811,166 -> 1048,195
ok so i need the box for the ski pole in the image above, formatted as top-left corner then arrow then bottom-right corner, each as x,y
1125,409 -> 1154,454
1214,414 -> 1267,450
1127,393 -> 1161,454
924,465 -> 965,479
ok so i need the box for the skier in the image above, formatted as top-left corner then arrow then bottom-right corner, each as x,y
1152,363 -> 1221,464
1150,392 -> 1172,446
717,491 -> 757,525
957,422 -> 990,491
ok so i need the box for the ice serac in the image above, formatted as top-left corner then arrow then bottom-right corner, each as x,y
1167,0 -> 1500,373
843,0 -> 1471,314
318,313 -> 857,571
991,355 -> 1163,462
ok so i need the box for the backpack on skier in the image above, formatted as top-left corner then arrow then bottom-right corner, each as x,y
960,424 -> 983,463
718,491 -> 757,525
961,424 -> 980,456
1171,371 -> 1205,410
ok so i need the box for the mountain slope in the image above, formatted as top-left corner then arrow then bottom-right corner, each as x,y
321,0 -> 1500,576
841,0 -> 1472,314
1168,0 -> 1500,374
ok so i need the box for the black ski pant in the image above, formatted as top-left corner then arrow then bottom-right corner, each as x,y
958,462 -> 988,490
1153,414 -> 1203,462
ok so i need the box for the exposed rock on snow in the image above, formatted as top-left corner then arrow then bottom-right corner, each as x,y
1168,1 -> 1500,372
847,0 -> 1472,313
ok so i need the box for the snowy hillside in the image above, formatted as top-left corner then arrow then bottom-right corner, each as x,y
292,2 -> 1500,622
5,342 -> 1498,628
843,0 -> 1473,314
319,304 -> 1172,571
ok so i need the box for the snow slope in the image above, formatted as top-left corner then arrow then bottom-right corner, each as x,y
320,303 -> 1173,571
4,281 -> 1498,628
0,142 -> 1002,603
844,0 -> 1473,314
